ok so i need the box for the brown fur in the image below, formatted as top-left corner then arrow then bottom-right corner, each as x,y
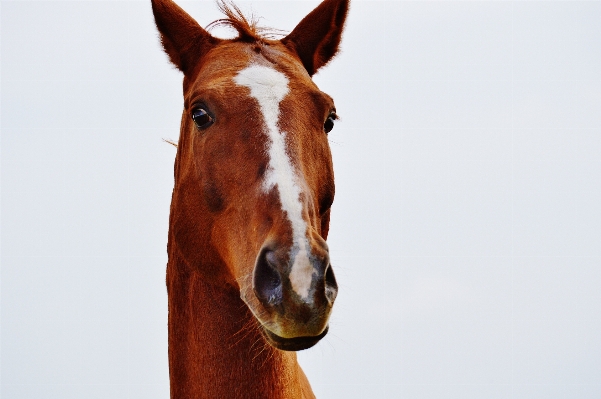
151,0 -> 348,397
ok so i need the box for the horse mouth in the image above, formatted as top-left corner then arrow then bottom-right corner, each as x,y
260,325 -> 329,351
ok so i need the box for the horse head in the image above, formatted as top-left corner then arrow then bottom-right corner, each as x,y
153,0 -> 348,351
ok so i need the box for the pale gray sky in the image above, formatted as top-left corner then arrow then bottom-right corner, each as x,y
2,1 -> 601,398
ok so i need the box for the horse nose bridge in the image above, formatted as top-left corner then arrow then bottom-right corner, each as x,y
295,171 -> 318,210
259,177 -> 319,241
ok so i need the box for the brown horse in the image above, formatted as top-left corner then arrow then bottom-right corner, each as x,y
151,0 -> 348,397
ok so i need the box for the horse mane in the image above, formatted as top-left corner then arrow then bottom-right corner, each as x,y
207,0 -> 286,41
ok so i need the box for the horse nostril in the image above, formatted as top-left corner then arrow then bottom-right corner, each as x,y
324,264 -> 338,303
253,249 -> 283,308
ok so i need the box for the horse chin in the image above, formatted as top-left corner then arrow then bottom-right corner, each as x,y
259,325 -> 329,351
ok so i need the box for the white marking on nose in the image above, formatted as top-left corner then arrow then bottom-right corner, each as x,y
234,64 -> 314,299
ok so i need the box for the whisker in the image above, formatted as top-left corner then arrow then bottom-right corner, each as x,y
162,138 -> 178,147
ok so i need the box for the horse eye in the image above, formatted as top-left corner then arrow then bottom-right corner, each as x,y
324,113 -> 336,134
191,107 -> 213,129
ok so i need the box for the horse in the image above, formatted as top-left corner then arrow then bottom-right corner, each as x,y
151,0 -> 348,397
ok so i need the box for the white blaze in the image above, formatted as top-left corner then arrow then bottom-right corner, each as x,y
234,64 -> 315,300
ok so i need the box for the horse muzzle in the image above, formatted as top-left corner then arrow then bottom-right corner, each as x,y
250,238 -> 337,350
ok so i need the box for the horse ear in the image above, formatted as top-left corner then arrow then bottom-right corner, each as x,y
281,0 -> 349,76
151,0 -> 219,75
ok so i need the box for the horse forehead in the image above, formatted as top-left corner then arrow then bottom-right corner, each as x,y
231,61 -> 324,117
188,42 -> 316,107
234,64 -> 290,101
197,43 -> 293,80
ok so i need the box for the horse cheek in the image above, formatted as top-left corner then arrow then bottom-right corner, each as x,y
320,208 -> 331,240
203,180 -> 225,213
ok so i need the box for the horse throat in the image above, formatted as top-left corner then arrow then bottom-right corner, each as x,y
165,252 -> 314,399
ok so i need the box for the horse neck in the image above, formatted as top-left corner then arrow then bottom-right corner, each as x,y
166,250 -> 314,399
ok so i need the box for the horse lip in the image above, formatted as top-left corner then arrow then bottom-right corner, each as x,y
260,325 -> 329,351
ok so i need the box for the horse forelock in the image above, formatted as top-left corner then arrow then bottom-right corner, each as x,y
207,1 -> 286,42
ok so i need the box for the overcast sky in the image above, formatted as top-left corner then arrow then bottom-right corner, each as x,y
2,1 -> 601,398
